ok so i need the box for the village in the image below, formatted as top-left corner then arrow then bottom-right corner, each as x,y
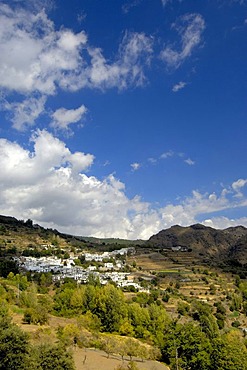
15,247 -> 149,292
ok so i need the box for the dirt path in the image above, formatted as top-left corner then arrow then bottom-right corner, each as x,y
73,348 -> 169,370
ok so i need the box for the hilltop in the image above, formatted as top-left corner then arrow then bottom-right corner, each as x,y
146,223 -> 247,269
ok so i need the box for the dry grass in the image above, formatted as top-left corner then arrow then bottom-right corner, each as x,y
73,348 -> 169,370
12,313 -> 170,370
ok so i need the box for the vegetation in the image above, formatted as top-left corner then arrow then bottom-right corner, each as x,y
1,215 -> 247,369
0,311 -> 74,370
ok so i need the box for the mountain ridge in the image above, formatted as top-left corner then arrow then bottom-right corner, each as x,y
147,223 -> 247,264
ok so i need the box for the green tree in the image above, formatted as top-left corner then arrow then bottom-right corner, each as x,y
162,322 -> 212,370
191,301 -> 218,339
19,283 -> 38,308
116,338 -> 128,361
211,331 -> 247,370
94,284 -> 128,332
57,323 -> 80,347
53,287 -> 75,316
33,343 -> 75,370
177,301 -> 190,316
77,311 -> 101,332
125,338 -> 141,361
148,303 -> 170,346
119,317 -> 134,336
70,287 -> 85,314
23,304 -> 49,325
102,336 -> 118,358
133,292 -> 149,307
0,317 -> 30,370
38,294 -> 53,313
0,259 -> 19,278
128,302 -> 150,338
230,293 -> 242,311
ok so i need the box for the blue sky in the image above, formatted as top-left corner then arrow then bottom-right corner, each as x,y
0,0 -> 246,239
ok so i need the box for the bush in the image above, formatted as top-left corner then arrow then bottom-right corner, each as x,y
177,301 -> 190,316
232,320 -> 241,328
217,318 -> 225,329
23,306 -> 48,325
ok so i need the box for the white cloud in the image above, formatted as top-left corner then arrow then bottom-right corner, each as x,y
0,4 -> 87,94
232,178 -> 247,197
0,132 -> 247,239
15,0 -> 55,12
172,81 -> 187,92
86,31 -> 153,90
0,131 -> 154,239
160,150 -> 174,159
0,130 -> 94,186
0,4 -> 153,129
50,105 -> 87,131
3,95 -> 46,131
131,162 -> 141,171
0,4 -> 152,94
203,217 -> 247,229
184,158 -> 195,165
148,157 -> 157,164
160,13 -> 205,69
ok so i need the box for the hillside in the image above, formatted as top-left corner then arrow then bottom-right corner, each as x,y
147,223 -> 247,265
0,215 -> 140,254
1,214 -> 247,268
1,215 -> 247,369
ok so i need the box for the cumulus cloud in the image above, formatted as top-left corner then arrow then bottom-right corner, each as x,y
0,4 -> 152,94
0,132 -> 247,239
160,13 -> 205,69
0,4 -> 153,129
0,130 -> 94,186
0,131 -> 153,239
50,105 -> 87,131
0,4 -> 87,95
172,81 -> 187,92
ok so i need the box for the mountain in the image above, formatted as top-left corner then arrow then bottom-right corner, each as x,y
147,223 -> 247,265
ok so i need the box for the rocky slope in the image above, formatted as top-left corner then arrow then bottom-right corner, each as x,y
147,223 -> 247,264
